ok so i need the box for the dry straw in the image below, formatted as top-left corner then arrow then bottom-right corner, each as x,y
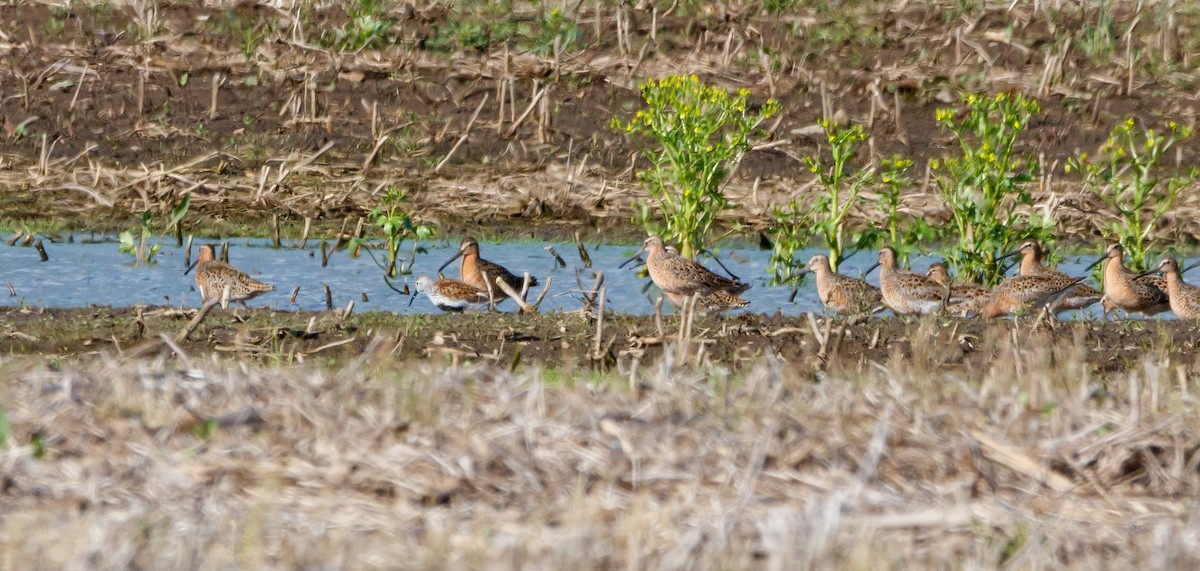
0,321 -> 1197,569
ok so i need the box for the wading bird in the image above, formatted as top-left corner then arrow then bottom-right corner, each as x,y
925,262 -> 990,316
188,244 -> 274,309
1137,259 -> 1200,320
438,237 -> 538,301
806,254 -> 881,315
620,236 -> 750,311
1092,243 -> 1170,317
412,275 -> 490,313
865,247 -> 952,316
1009,240 -> 1100,311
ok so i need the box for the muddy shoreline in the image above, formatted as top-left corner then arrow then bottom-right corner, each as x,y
2,306 -> 1195,377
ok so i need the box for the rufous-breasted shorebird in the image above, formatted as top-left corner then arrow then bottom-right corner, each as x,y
438,237 -> 537,301
1092,243 -> 1170,317
1136,259 -> 1200,319
865,246 -> 953,316
1009,240 -> 1101,311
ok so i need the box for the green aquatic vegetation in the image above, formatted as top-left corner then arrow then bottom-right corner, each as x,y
1067,118 -> 1195,272
364,187 -> 435,278
933,92 -> 1053,286
613,74 -> 779,259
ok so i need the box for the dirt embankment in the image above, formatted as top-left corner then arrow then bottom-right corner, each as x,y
2,2 -> 1200,241
3,305 -> 1198,378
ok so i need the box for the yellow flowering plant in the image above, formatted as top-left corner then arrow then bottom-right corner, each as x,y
802,120 -> 874,273
612,75 -> 779,258
933,91 -> 1052,285
1066,118 -> 1195,272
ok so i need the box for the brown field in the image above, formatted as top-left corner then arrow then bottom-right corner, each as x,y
4,1 -> 1200,568
2,0 -> 1200,240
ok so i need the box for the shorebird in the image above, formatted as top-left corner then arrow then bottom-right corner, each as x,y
925,262 -> 990,316
188,244 -> 274,309
664,290 -> 750,313
412,275 -> 490,313
1010,240 -> 1101,311
629,244 -> 749,313
620,236 -> 750,309
1093,243 -> 1170,317
806,254 -> 881,315
865,246 -> 952,316
981,274 -> 1088,319
438,237 -> 538,301
1137,259 -> 1200,319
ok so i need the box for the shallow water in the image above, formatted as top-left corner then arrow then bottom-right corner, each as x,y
0,236 -> 1192,318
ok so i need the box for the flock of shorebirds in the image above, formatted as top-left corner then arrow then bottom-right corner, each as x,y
187,234 -> 1200,321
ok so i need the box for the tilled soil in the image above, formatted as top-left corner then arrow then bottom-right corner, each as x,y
2,2 -> 1200,240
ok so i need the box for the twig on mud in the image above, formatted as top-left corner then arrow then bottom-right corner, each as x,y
494,276 -> 532,313
505,83 -> 547,138
529,276 -> 552,312
176,297 -> 220,342
436,93 -> 489,172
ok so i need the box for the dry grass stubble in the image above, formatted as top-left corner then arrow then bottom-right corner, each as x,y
0,323 -> 1198,569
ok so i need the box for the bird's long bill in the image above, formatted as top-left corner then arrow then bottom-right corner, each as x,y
1133,267 -> 1160,280
996,249 -> 1019,262
408,292 -> 417,307
183,260 -> 198,276
437,249 -> 464,273
863,262 -> 881,277
1182,260 -> 1200,274
619,249 -> 645,269
1083,255 -> 1107,273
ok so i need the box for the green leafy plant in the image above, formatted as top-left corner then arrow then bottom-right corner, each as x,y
528,8 -> 581,55
766,199 -> 813,287
1067,118 -> 1195,271
933,92 -> 1053,286
877,156 -> 935,267
366,188 -> 434,278
119,193 -> 189,267
612,74 -> 779,259
119,211 -> 162,266
326,0 -> 393,51
805,119 -> 878,272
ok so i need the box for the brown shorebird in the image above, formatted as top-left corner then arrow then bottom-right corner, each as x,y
412,275 -> 489,313
1011,240 -> 1101,311
806,254 -> 880,315
1138,259 -> 1200,319
438,237 -> 537,300
981,274 -> 1088,319
621,236 -> 750,310
865,246 -> 951,316
189,244 -> 274,309
925,262 -> 990,316
1093,243 -> 1170,317
664,290 -> 750,313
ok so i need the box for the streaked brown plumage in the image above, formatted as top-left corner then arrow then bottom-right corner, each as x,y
869,247 -> 947,316
1099,243 -> 1170,316
807,254 -> 880,315
1151,259 -> 1200,319
1014,241 -> 1100,310
925,262 -> 990,316
623,236 -> 750,299
981,274 -> 1085,319
414,275 -> 489,313
438,237 -> 537,300
194,244 -> 274,309
664,290 -> 750,313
